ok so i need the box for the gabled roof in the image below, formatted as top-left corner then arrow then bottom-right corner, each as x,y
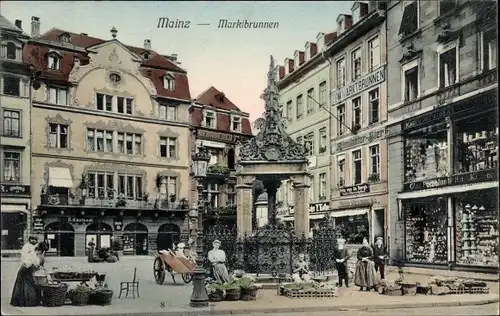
0,15 -> 30,38
195,86 -> 241,112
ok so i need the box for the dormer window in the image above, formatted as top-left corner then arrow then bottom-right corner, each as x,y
6,42 -> 17,60
352,3 -> 361,24
337,15 -> 345,35
294,52 -> 300,68
47,53 -> 61,70
204,110 -> 216,128
163,73 -> 175,90
316,33 -> 325,52
59,33 -> 70,43
305,43 -> 311,61
231,116 -> 241,132
143,52 -> 150,60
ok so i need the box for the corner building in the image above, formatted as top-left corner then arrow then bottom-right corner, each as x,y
386,1 -> 498,272
327,2 -> 388,247
27,18 -> 192,256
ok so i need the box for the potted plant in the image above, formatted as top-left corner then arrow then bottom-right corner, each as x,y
206,283 -> 225,302
223,282 -> 241,301
78,173 -> 89,205
169,193 -> 176,203
89,283 -> 113,305
69,283 -> 91,306
180,198 -> 189,209
238,276 -> 260,301
154,174 -> 163,208
116,193 -> 127,207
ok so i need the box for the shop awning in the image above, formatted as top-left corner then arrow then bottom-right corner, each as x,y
398,181 -> 498,200
1,204 -> 27,213
280,213 -> 329,221
329,208 -> 368,218
48,167 -> 73,188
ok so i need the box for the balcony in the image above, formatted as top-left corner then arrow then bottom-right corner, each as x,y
207,164 -> 231,179
205,205 -> 237,218
39,193 -> 189,210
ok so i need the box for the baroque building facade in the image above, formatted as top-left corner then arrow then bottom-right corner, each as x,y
190,87 -> 253,229
385,0 -> 498,272
0,16 -> 31,255
327,1 -> 388,246
26,17 -> 192,256
276,31 -> 336,229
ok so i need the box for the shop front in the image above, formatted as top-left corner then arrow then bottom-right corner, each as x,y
396,90 -> 498,271
1,184 -> 31,256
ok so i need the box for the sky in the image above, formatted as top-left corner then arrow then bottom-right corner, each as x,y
1,1 -> 353,121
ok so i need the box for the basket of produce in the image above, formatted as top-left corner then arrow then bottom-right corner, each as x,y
33,269 -> 48,285
238,277 -> 260,301
88,289 -> 114,305
224,284 -> 241,301
41,283 -> 68,307
381,282 -> 402,296
401,283 -> 417,296
206,283 -> 225,302
69,284 -> 92,306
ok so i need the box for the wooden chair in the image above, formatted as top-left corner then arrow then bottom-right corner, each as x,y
118,267 -> 140,299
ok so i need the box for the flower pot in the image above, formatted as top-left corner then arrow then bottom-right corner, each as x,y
71,290 -> 90,306
89,290 -> 113,305
240,287 -> 258,301
225,287 -> 241,301
208,290 -> 224,302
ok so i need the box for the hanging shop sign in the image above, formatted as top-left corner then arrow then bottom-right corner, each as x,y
197,129 -> 236,143
33,217 -> 45,231
338,198 -> 375,209
331,66 -> 386,104
339,183 -> 370,196
403,168 -> 498,192
67,217 -> 93,224
1,184 -> 30,196
114,220 -> 123,231
331,128 -> 386,154
309,202 -> 330,213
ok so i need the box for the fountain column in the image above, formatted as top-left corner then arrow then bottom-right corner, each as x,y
292,174 -> 310,236
236,175 -> 254,237
265,181 -> 279,224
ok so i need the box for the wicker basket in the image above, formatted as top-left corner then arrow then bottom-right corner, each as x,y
34,275 -> 48,285
71,290 -> 90,306
208,290 -> 224,302
402,284 -> 417,296
88,290 -> 113,306
41,283 -> 68,307
240,287 -> 258,301
224,287 -> 241,301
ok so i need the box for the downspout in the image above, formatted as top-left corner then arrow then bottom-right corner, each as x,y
320,48 -> 333,214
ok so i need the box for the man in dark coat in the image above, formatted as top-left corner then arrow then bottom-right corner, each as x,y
333,238 -> 350,287
372,236 -> 387,280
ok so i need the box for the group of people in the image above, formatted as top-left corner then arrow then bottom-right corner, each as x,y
334,236 -> 387,291
87,238 -> 119,263
10,236 -> 48,307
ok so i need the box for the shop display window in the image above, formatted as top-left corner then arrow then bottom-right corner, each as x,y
404,199 -> 448,264
335,214 -> 369,244
455,189 -> 499,267
454,112 -> 498,174
404,122 -> 449,183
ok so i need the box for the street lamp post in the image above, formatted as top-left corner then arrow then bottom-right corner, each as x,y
189,146 -> 210,308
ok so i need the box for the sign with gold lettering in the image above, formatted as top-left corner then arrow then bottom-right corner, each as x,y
197,129 -> 236,143
331,66 -> 386,104
331,128 -> 386,154
403,169 -> 498,192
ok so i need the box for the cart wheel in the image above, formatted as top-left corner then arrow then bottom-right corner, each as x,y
154,257 -> 165,285
182,273 -> 193,284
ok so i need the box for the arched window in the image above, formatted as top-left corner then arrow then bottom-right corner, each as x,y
122,223 -> 149,255
163,74 -> 175,91
59,33 -> 71,43
157,223 -> 180,252
47,52 -> 61,70
6,42 -> 17,60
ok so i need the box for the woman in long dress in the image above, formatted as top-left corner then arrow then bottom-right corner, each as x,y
10,236 -> 42,306
207,240 -> 232,284
354,237 -> 378,291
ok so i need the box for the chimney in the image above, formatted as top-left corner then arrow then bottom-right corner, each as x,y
15,20 -> 22,30
144,39 -> 151,50
31,16 -> 40,37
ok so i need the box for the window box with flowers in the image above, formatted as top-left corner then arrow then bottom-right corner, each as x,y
367,173 -> 380,183
208,164 -> 230,175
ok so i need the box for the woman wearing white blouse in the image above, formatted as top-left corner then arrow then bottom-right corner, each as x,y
10,236 -> 42,306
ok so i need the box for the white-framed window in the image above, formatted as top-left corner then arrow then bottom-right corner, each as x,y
481,29 -> 497,72
402,59 -> 419,102
231,116 -> 241,132
296,94 -> 304,120
337,154 -> 345,187
352,149 -> 362,185
205,182 -> 219,208
369,144 -> 380,178
351,48 -> 362,80
319,173 -> 327,198
369,88 -> 380,124
49,123 -> 68,149
159,104 -> 177,120
164,74 -> 175,90
439,0 -> 457,16
438,40 -> 459,88
209,150 -> 218,165
307,88 -> 315,114
368,36 -> 380,71
318,81 -> 327,107
204,111 -> 216,128
87,171 -> 115,199
337,103 -> 346,136
47,53 -> 61,70
336,58 -> 346,87
352,97 -> 361,128
117,173 -> 143,200
319,127 -> 327,154
286,100 -> 293,121
304,132 -> 315,156
5,42 -> 17,60
117,97 -> 133,115
86,129 -> 114,153
2,151 -> 21,182
398,1 -> 419,37
160,137 -> 176,158
96,93 -> 113,112
3,109 -> 20,137
116,132 -> 142,155
48,86 -> 68,105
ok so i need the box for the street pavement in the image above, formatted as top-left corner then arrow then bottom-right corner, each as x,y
1,256 -> 498,316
